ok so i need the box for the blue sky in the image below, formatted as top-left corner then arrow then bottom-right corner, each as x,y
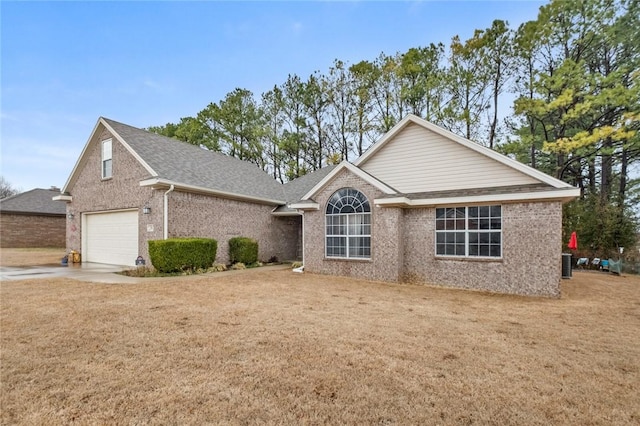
1,0 -> 545,191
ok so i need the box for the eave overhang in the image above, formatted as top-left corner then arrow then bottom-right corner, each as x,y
374,187 -> 581,208
52,194 -> 73,202
139,177 -> 286,206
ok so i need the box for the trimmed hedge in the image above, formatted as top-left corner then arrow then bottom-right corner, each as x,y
148,238 -> 217,273
229,237 -> 258,265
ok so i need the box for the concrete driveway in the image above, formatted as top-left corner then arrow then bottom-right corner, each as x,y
0,262 -> 140,283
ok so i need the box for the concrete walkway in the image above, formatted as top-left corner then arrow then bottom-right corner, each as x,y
0,263 -> 291,284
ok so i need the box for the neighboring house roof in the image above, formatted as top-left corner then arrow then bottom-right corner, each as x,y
1,188 -> 66,216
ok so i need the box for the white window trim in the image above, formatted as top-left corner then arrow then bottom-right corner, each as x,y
101,139 -> 113,179
434,205 -> 503,259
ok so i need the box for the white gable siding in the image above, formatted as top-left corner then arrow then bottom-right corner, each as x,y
360,123 -> 539,193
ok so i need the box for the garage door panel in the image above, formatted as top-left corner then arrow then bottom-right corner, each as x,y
84,211 -> 138,266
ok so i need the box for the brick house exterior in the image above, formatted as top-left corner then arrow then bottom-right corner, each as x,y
55,115 -> 579,296
56,119 -> 302,266
1,188 -> 66,248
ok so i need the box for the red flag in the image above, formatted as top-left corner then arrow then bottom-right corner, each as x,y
568,231 -> 578,250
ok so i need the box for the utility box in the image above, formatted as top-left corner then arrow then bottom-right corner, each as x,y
562,253 -> 572,279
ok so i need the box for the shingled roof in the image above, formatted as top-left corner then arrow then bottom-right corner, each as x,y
1,188 -> 66,216
102,118 -> 288,203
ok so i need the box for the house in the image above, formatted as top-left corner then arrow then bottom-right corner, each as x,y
55,115 -> 579,296
1,188 -> 66,248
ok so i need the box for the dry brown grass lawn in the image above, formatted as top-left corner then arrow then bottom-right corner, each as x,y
0,248 -> 66,267
1,269 -> 639,425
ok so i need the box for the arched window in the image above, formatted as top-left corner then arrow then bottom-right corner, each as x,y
325,188 -> 371,259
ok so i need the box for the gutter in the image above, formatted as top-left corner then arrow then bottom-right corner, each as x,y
164,185 -> 175,240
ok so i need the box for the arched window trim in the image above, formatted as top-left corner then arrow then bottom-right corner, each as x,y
325,188 -> 371,259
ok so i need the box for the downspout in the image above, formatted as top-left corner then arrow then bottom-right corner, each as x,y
163,185 -> 175,240
293,211 -> 305,273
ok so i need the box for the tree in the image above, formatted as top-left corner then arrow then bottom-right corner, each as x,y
444,33 -> 490,141
0,176 -> 19,199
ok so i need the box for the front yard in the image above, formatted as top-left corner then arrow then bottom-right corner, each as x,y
1,268 -> 638,424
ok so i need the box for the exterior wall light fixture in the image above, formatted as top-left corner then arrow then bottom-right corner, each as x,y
142,206 -> 151,215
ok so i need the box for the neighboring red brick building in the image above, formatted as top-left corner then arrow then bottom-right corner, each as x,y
0,188 -> 66,248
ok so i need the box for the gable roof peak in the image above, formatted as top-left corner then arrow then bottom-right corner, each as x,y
355,114 -> 575,190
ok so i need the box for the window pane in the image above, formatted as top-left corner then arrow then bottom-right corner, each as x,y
490,218 -> 501,230
479,218 -> 490,229
469,206 -> 478,217
480,245 -> 490,256
490,245 -> 501,257
455,233 -> 465,243
455,244 -> 465,256
479,233 -> 489,244
326,236 -> 346,257
469,245 -> 478,256
102,140 -> 112,159
469,232 -> 478,244
445,245 -> 455,255
468,218 -> 479,229
436,208 -> 446,219
490,205 -> 501,217
436,233 -> 445,243
348,237 -> 370,258
103,159 -> 112,178
490,232 -> 501,244
455,219 -> 465,230
479,206 -> 490,217
436,219 -> 445,230
436,244 -> 446,255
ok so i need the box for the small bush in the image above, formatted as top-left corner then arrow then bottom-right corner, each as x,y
291,261 -> 303,269
148,238 -> 217,273
231,262 -> 246,270
209,263 -> 228,272
229,237 -> 258,265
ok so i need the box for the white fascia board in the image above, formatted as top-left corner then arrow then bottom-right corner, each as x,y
299,161 -> 396,201
289,202 -> 320,210
100,118 -> 156,177
270,209 -> 302,217
375,187 -> 581,207
355,114 -> 573,190
52,194 -> 73,202
139,178 -> 286,205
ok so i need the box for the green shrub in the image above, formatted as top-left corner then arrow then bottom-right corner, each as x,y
228,237 -> 258,265
148,238 -> 217,273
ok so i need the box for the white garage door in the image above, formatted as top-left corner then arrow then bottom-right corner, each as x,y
84,210 -> 139,266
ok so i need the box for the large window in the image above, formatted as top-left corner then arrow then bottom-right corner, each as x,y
102,139 -> 113,179
435,205 -> 502,258
325,188 -> 371,259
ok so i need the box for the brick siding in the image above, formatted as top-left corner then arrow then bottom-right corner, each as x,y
303,169 -> 403,282
0,213 -> 65,248
402,201 -> 563,297
168,191 -> 300,264
302,167 -> 562,297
